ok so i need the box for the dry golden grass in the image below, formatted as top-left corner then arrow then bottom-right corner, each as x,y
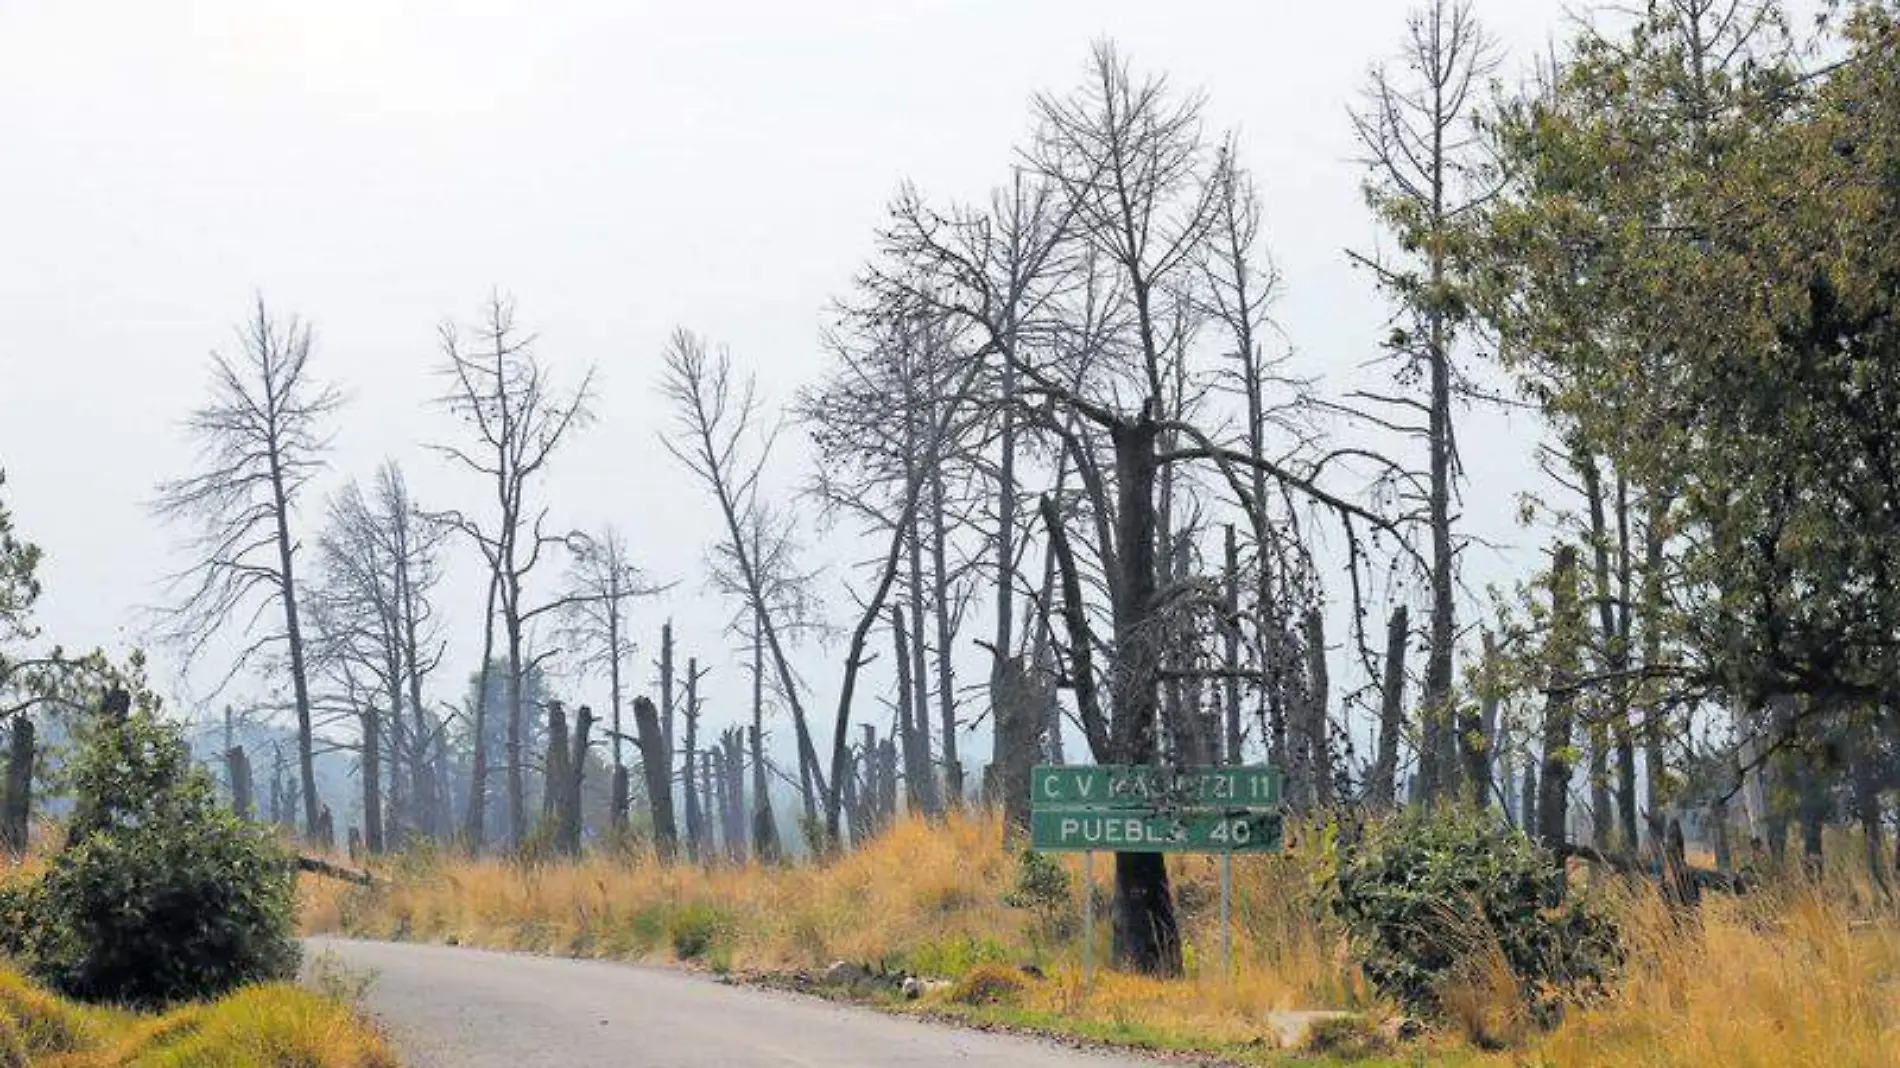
303,810 -> 1900,1066
0,964 -> 397,1068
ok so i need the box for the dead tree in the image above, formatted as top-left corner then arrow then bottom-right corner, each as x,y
560,528 -> 664,841
657,622 -> 676,835
563,706 -> 592,854
226,743 -> 254,820
679,670 -> 703,863
1371,606 -> 1409,806
1349,0 -> 1501,807
990,654 -> 1052,838
630,696 -> 676,861
660,332 -> 828,824
153,298 -> 342,839
867,45 -> 1399,974
433,294 -> 594,850
721,727 -> 747,863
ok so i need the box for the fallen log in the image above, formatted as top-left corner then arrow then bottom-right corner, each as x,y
1558,842 -> 1752,895
297,854 -> 376,886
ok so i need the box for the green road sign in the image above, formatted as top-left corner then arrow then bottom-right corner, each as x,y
1029,808 -> 1283,853
1030,764 -> 1281,810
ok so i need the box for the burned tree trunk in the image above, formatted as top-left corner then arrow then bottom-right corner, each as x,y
563,706 -> 591,855
227,743 -> 254,821
1371,605 -> 1408,808
1106,416 -> 1181,976
632,696 -> 678,862
543,701 -> 570,830
1303,608 -> 1334,807
990,654 -> 1051,841
892,606 -> 931,816
722,727 -> 746,863
749,723 -> 781,863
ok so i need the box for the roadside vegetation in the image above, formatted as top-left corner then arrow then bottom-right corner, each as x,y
0,962 -> 395,1068
0,693 -> 395,1067
303,809 -> 1900,1066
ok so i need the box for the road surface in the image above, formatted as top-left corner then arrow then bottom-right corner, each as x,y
304,937 -> 1160,1067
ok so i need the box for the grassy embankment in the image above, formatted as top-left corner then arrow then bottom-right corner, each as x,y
302,811 -> 1900,1067
0,852 -> 396,1068
0,962 -> 396,1068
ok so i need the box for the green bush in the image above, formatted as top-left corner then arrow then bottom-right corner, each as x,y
12,706 -> 300,1007
1329,807 -> 1619,1025
904,935 -> 1012,979
668,903 -> 732,961
1004,849 -> 1076,944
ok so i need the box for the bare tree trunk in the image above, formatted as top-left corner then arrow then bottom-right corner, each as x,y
632,696 -> 677,861
929,441 -> 962,807
1538,545 -> 1580,868
1853,734 -> 1890,896
905,520 -> 938,816
749,723 -> 780,864
1371,605 -> 1408,807
462,575 -> 499,848
1303,608 -> 1334,806
682,679 -> 702,864
1108,416 -> 1181,976
1640,498 -> 1669,826
268,455 -> 321,838
564,706 -> 592,854
504,613 -> 527,849
893,606 -> 929,815
1,719 -> 33,855
227,744 -> 254,821
1476,630 -> 1499,810
1612,475 -> 1639,850
543,701 -> 569,834
724,729 -> 747,862
361,703 -> 384,854
659,621 -> 675,832
1222,526 -> 1243,765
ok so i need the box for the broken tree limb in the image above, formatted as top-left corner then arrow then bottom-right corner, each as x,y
297,854 -> 376,886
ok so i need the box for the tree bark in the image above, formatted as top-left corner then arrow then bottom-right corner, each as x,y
632,696 -> 677,862
361,703 -> 383,854
1107,415 -> 1181,976
1302,608 -> 1334,807
1372,605 -> 1409,808
1538,545 -> 1580,868
1,719 -> 33,855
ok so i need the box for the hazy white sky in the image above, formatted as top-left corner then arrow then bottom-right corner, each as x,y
0,1 -> 1573,771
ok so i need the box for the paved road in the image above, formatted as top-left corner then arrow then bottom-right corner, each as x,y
304,938 -> 1158,1067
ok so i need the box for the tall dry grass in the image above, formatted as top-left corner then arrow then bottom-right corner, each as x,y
303,810 -> 1900,1066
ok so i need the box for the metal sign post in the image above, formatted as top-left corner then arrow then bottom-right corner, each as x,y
1082,850 -> 1094,985
1220,851 -> 1233,980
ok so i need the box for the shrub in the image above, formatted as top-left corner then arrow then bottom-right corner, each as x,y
1330,807 -> 1619,1028
904,935 -> 1011,979
668,903 -> 732,961
12,707 -> 301,1006
946,961 -> 1028,1006
1004,849 -> 1072,915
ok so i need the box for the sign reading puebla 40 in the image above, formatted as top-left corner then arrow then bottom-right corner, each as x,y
1030,764 -> 1281,810
1029,808 -> 1282,853
1028,764 -> 1284,854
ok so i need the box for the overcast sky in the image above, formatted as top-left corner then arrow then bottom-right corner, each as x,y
0,1 -> 1575,775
